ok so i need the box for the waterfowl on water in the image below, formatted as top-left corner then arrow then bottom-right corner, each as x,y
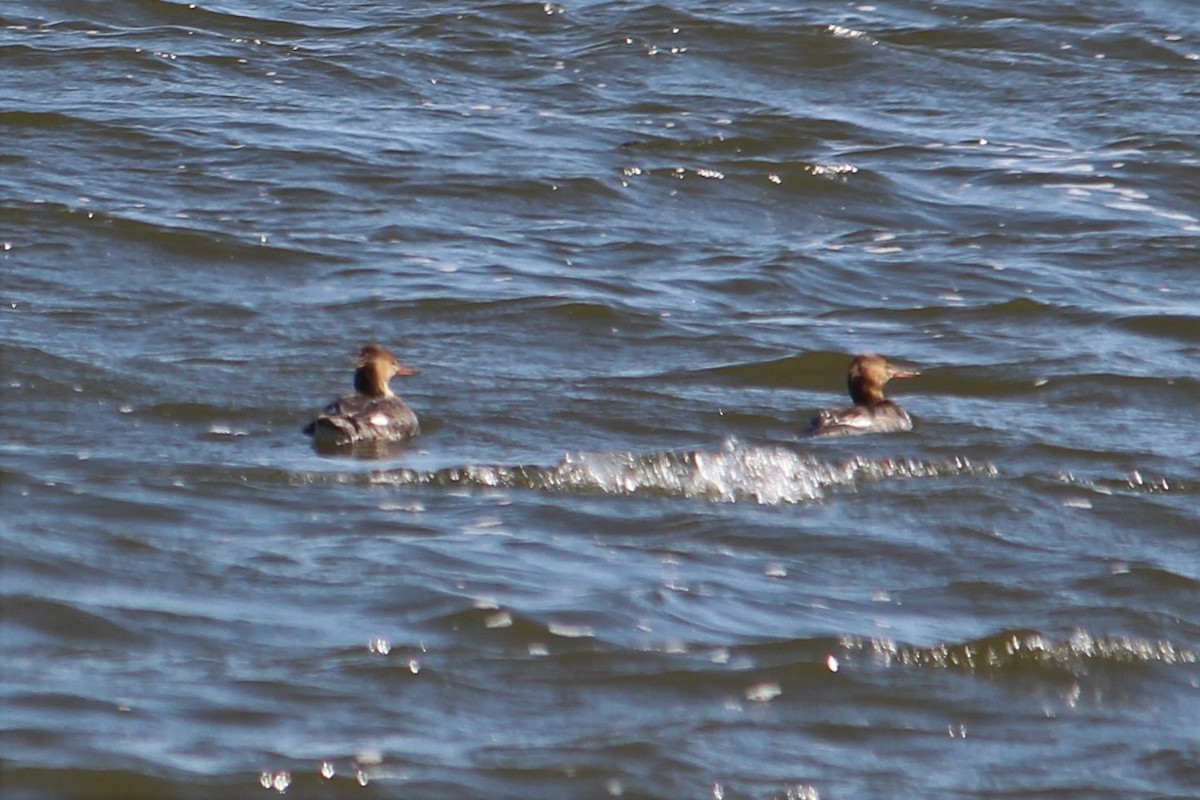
303,344 -> 420,446
807,354 -> 920,437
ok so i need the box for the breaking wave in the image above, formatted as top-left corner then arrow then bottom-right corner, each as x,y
371,439 -> 997,505
846,628 -> 1198,674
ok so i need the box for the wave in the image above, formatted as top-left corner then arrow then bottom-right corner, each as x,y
369,439 -> 996,505
845,628 -> 1198,677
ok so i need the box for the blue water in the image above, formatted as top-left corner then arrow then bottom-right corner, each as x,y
3,1 -> 1199,797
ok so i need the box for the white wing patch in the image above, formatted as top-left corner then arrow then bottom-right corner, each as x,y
369,413 -> 390,427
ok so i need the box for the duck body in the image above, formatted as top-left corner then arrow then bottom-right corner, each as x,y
304,393 -> 419,446
807,354 -> 919,438
807,400 -> 912,437
304,344 -> 420,447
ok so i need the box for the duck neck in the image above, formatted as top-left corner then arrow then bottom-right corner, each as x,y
849,380 -> 885,406
354,365 -> 393,398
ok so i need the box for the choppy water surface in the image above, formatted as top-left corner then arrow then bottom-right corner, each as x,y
3,1 -> 1199,797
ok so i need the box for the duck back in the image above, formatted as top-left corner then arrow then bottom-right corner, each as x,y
304,393 -> 420,446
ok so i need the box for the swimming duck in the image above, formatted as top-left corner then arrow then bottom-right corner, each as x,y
807,354 -> 919,437
303,344 -> 420,446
